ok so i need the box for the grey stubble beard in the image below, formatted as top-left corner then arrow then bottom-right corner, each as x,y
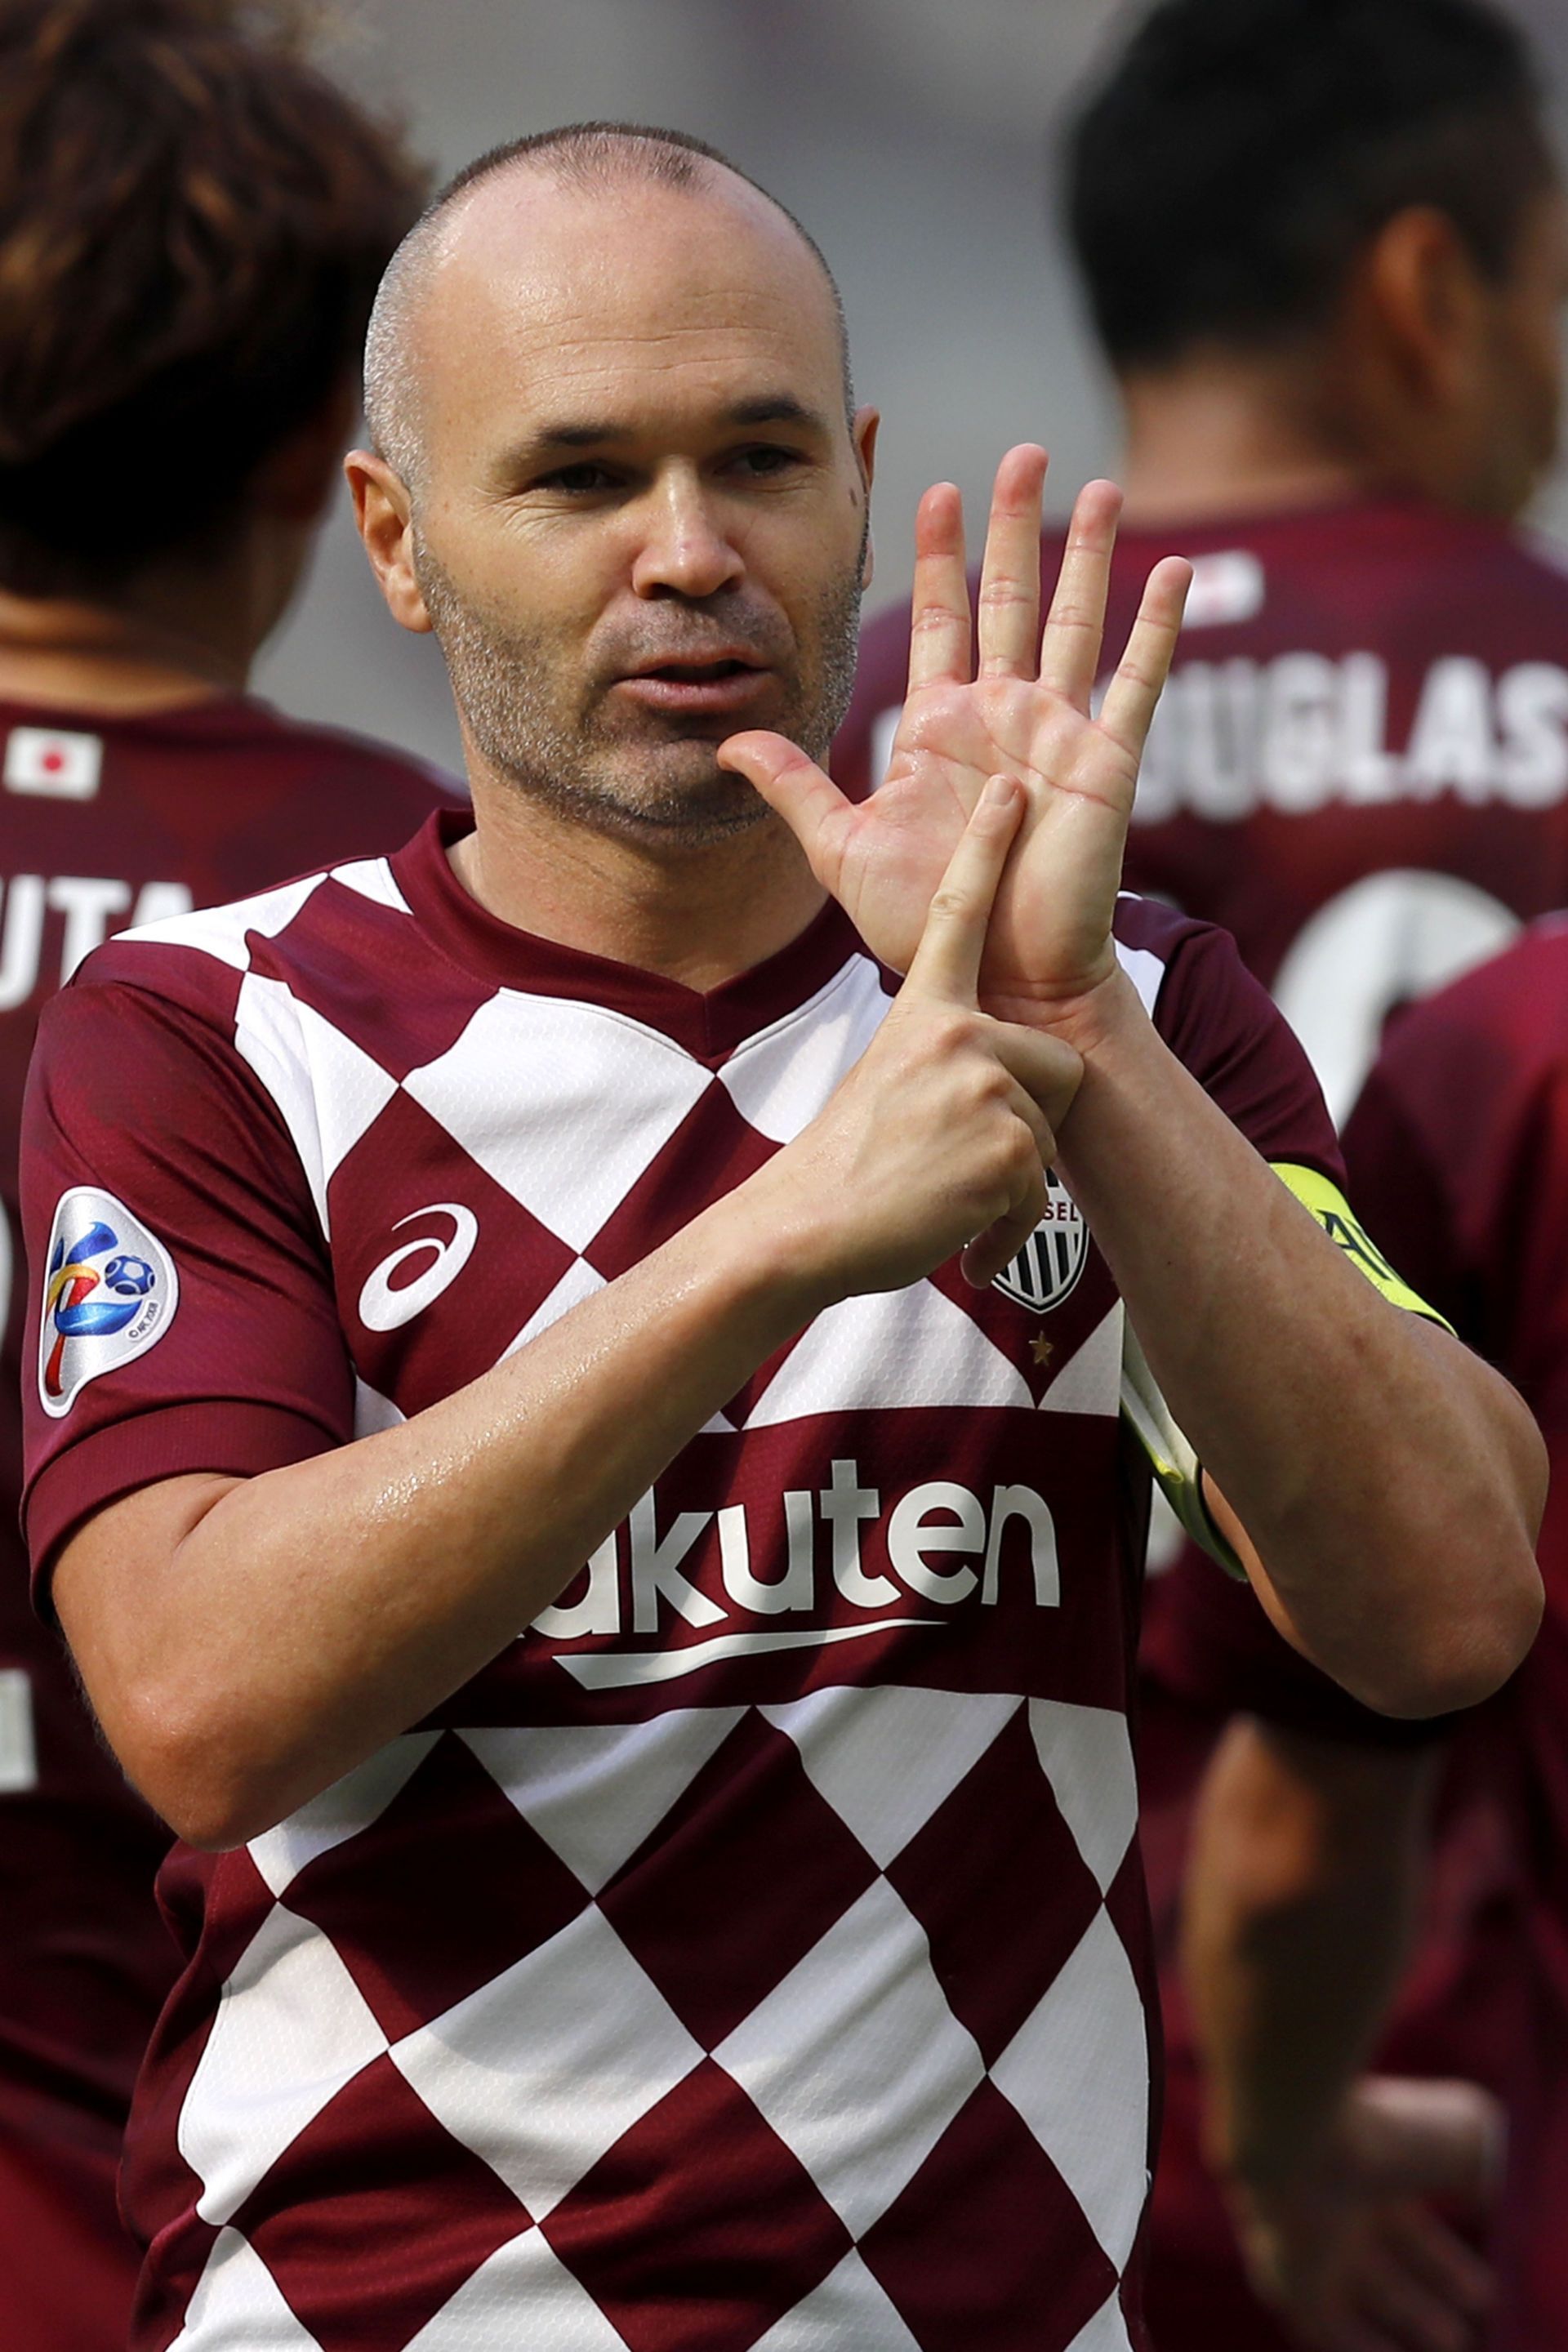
413,527 -> 865,850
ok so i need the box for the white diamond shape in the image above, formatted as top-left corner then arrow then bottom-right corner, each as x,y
745,1281 -> 1031,1427
717,956 -> 890,1141
1039,1304 -> 1124,1418
716,1878 -> 983,2238
167,2225 -> 319,2348
405,991 -> 710,1250
393,1905 -> 702,2221
247,1734 -> 442,1897
463,1710 -> 745,1895
1027,1699 -> 1137,1894
125,871 -> 325,973
181,1904 -> 390,2225
353,1375 -> 405,1438
750,2249 -> 924,2349
991,1908 -> 1149,2270
1065,2289 -> 1135,2352
330,856 -> 411,913
761,1686 -> 1020,1868
407,2227 -> 626,2350
234,973 -> 398,1234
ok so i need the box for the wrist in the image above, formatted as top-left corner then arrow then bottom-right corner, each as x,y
982,960 -> 1150,1058
687,1164 -> 848,1331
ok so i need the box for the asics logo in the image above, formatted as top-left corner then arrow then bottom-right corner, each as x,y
359,1204 -> 478,1332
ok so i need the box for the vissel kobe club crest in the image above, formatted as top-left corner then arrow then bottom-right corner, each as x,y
992,1169 -> 1088,1314
38,1187 -> 178,1417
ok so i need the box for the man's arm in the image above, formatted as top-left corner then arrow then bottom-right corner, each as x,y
1049,973 -> 1543,1716
1184,1719 -> 1499,2352
47,782 -> 1079,1850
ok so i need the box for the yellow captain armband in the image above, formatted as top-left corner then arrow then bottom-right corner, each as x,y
1270,1164 -> 1454,1333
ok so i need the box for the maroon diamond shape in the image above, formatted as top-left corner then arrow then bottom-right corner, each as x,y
599,1711 -> 878,2047
861,2078 -> 1120,2352
286,1734 -> 590,2039
885,1711 -> 1102,2065
234,2051 -> 531,2350
545,2056 -> 850,2352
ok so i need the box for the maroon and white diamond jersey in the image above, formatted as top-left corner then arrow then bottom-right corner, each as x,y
20,812 -> 1341,2352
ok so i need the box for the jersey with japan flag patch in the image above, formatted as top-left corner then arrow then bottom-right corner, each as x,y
20,810 -> 1341,2352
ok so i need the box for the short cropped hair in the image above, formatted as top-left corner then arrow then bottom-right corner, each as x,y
0,0 -> 426,596
1065,0 -> 1555,372
363,122 -> 853,492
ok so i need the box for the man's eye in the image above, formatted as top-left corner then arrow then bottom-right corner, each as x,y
733,444 -> 805,477
536,462 -> 619,492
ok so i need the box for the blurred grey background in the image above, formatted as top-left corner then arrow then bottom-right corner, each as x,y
257,0 -> 1568,778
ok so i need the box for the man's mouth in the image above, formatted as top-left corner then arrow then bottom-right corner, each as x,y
615,654 -> 774,715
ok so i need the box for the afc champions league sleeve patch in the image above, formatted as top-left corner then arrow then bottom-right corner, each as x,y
38,1186 -> 180,1419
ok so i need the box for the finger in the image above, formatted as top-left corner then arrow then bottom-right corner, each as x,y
1037,478 -> 1121,710
718,731 -> 853,891
961,1158 -> 1047,1290
1349,2234 -> 1483,2352
906,483 -> 973,692
903,773 -> 1025,1003
976,444 -> 1049,678
1380,2208 -> 1493,2317
987,1022 -> 1085,1135
1096,554 -> 1192,757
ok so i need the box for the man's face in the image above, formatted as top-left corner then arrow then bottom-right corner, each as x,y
1472,182 -> 1568,517
403,172 -> 875,846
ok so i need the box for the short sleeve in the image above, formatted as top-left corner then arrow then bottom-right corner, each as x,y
20,975 -> 354,1603
1135,912 -> 1345,1181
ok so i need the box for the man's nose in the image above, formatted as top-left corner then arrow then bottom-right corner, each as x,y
630,471 -> 744,600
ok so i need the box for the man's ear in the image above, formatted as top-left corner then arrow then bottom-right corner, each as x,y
1356,205 -> 1487,406
853,405 -> 880,590
251,374 -> 359,528
345,448 -> 432,636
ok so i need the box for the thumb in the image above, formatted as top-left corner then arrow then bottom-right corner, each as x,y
718,730 -> 853,888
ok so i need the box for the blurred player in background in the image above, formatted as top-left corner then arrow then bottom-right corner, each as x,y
836,0 -> 1568,2345
0,4 -> 448,2343
1169,945 -> 1568,2351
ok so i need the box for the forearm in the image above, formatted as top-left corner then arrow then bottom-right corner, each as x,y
1051,970 -> 1544,1712
1184,1720 -> 1434,2192
61,1186 -> 826,1846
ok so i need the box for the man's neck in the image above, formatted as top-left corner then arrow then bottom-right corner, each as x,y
1116,355 -> 1373,529
0,520 -> 305,714
451,769 -> 830,995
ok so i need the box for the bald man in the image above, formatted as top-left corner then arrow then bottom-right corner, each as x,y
16,124 -> 1543,2351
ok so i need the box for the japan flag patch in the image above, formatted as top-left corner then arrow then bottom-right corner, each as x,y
38,1187 -> 178,1418
5,725 -> 103,799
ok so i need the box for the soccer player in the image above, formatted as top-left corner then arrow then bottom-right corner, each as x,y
18,127 -> 1543,2350
1164,941 -> 1568,2351
0,4 -> 448,2343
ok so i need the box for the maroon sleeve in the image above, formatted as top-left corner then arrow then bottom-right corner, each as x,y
1121,901 -> 1346,1180
20,973 -> 354,1602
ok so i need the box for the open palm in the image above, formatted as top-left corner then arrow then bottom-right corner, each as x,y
720,448 -> 1191,1027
